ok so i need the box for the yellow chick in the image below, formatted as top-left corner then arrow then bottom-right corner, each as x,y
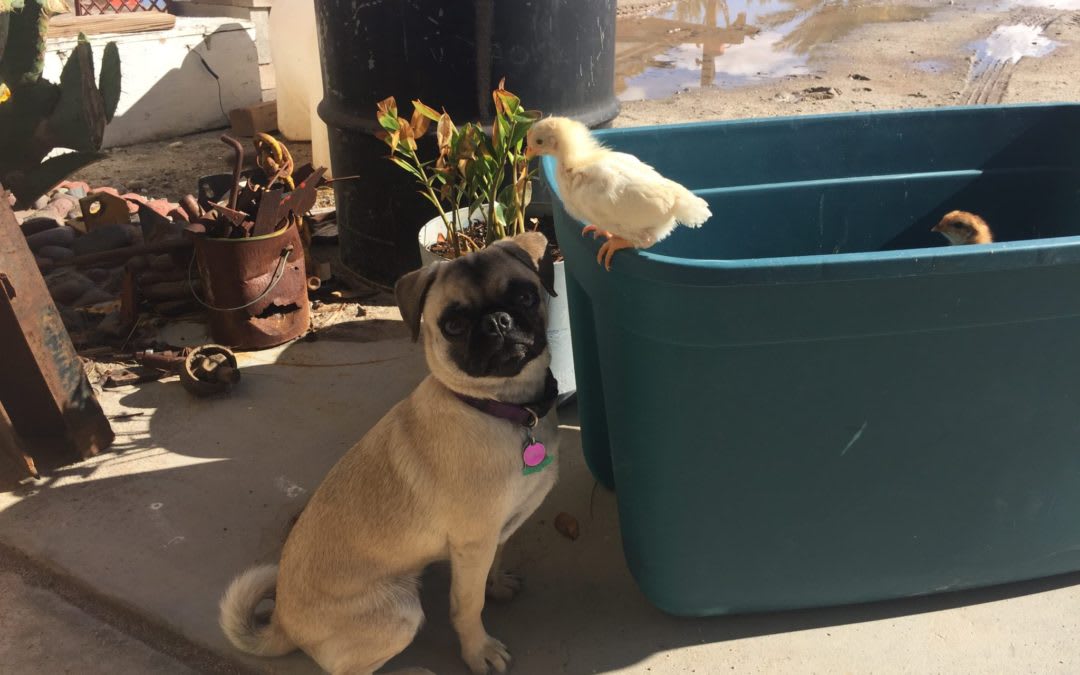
932,210 -> 994,245
526,117 -> 712,270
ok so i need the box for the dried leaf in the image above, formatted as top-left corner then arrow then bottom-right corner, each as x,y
376,96 -> 397,119
436,113 -> 455,153
493,79 -> 521,117
554,512 -> 579,541
412,108 -> 432,139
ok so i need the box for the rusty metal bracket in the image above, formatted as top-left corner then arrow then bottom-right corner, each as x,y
0,197 -> 114,478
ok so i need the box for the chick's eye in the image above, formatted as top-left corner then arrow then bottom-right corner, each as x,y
443,318 -> 467,336
535,139 -> 544,146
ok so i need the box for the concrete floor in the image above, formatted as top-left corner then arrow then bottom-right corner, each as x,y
3,329 -> 1080,674
0,566 -> 196,675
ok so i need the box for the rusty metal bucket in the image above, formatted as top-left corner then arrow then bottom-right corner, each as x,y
192,224 -> 310,350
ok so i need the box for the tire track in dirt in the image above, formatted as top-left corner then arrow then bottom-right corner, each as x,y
962,12 -> 1059,105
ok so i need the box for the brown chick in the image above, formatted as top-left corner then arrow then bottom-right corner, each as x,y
932,210 -> 994,245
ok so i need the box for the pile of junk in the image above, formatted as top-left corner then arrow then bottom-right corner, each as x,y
3,134 -> 370,396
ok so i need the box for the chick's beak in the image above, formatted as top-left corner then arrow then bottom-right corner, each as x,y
931,222 -> 944,233
524,144 -> 536,159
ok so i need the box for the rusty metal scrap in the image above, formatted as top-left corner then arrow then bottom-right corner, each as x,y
0,197 -> 114,474
79,191 -> 131,230
194,136 -> 326,241
179,344 -> 240,397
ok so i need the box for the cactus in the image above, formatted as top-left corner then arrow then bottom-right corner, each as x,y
0,0 -> 121,206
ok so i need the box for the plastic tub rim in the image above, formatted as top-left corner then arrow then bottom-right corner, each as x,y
543,102 -> 1080,286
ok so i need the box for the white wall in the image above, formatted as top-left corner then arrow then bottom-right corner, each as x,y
43,17 -> 262,148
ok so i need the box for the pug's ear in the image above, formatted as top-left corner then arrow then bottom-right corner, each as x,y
498,232 -> 557,297
395,264 -> 439,341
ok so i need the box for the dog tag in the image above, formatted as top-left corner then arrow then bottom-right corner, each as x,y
522,436 -> 552,475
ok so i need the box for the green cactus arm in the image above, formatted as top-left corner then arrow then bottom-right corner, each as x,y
45,35 -> 105,152
1,1 -> 45,87
99,41 -> 119,123
8,150 -> 104,206
0,79 -> 60,159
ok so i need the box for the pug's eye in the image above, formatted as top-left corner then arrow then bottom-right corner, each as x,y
516,289 -> 538,308
442,317 -> 468,337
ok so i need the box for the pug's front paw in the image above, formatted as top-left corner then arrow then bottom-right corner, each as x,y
462,634 -> 511,674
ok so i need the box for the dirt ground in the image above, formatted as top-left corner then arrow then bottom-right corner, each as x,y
73,1 -> 1080,196
613,2 -> 1080,127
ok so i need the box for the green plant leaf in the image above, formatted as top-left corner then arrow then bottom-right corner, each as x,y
411,99 -> 441,122
492,81 -> 521,116
389,156 -> 424,182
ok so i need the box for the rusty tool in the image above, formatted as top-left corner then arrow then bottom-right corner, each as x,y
125,344 -> 241,397
221,135 -> 245,211
253,188 -> 284,237
179,344 -> 240,396
179,195 -> 203,221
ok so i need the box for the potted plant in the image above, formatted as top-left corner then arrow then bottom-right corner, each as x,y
376,81 -> 575,401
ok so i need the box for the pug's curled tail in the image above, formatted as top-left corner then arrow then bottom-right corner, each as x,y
219,564 -> 295,656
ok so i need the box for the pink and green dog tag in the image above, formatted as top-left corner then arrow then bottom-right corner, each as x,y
522,436 -> 553,475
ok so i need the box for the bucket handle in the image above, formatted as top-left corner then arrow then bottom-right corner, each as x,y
188,245 -> 294,312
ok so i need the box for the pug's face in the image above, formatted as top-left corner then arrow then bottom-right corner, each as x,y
395,233 -> 557,399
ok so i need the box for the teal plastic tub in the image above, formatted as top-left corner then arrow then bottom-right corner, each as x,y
545,104 -> 1080,616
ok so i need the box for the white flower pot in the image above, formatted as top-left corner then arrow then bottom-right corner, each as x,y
418,211 -> 576,402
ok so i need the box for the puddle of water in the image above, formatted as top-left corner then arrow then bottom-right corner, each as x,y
970,24 -> 1059,76
914,59 -> 949,74
616,0 -> 930,101
991,0 -> 1080,8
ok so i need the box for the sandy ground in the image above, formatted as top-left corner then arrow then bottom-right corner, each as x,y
613,3 -> 1080,127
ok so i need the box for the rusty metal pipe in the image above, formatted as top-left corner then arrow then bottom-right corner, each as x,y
220,135 -> 244,212
179,195 -> 203,221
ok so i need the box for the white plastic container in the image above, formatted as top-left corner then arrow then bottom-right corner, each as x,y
268,0 -> 333,175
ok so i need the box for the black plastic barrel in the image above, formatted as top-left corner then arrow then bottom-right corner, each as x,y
314,0 -> 618,286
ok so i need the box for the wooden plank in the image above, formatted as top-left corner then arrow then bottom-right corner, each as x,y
229,100 -> 278,137
47,13 -> 176,39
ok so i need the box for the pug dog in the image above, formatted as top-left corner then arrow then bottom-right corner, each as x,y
219,232 -> 561,675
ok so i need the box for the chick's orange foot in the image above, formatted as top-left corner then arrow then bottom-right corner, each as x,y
581,224 -> 614,240
597,235 -> 635,270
